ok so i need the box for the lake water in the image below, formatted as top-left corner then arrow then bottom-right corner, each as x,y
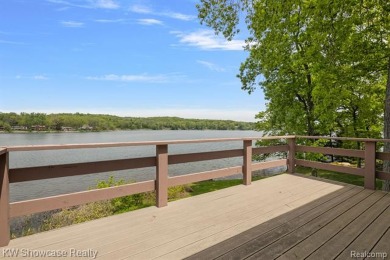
0,130 -> 276,202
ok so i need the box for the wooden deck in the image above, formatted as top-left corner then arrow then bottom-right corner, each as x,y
2,174 -> 390,259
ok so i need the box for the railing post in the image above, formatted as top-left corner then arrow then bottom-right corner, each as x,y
0,150 -> 10,246
287,138 -> 296,173
243,140 -> 252,185
156,144 -> 168,207
364,141 -> 376,190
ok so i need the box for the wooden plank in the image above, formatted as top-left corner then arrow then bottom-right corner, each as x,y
9,156 -> 156,183
306,193 -> 390,260
9,180 -> 155,217
156,145 -> 168,208
376,171 -> 390,181
32,175 -> 309,253
296,145 -> 365,158
185,186 -> 356,260
168,166 -> 243,187
335,195 -> 390,259
364,141 -> 376,189
288,138 -> 295,173
244,189 -> 374,260
252,160 -> 287,171
376,151 -> 390,161
370,225 -> 390,256
0,152 -> 10,247
295,159 -> 365,176
168,149 -> 243,165
297,135 -> 390,143
89,175 -> 336,259
278,191 -> 387,260
6,136 -> 293,152
243,140 -> 252,185
252,145 -> 289,155
138,181 -> 345,259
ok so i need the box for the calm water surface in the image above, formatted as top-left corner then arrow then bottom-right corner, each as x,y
0,130 -> 268,202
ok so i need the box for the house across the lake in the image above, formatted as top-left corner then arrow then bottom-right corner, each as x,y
61,126 -> 74,132
31,125 -> 46,131
80,125 -> 93,131
11,126 -> 28,131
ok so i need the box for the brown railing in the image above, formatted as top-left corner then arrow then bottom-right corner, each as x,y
1,135 -> 390,246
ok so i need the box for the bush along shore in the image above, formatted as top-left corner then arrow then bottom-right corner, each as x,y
10,175 -> 269,238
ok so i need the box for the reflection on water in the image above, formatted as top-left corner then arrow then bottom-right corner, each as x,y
0,130 -> 277,202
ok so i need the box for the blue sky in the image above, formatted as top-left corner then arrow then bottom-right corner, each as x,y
0,0 -> 265,122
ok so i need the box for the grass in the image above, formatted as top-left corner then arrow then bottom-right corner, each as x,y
296,166 -> 383,189
188,175 -> 267,196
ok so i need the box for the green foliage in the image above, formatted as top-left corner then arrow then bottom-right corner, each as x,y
253,138 -> 287,161
95,177 -> 134,212
197,0 -> 389,139
41,201 -> 114,231
296,139 -> 329,162
0,112 -> 255,132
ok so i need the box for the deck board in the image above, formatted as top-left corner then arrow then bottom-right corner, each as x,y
2,174 -> 389,260
278,191 -> 388,260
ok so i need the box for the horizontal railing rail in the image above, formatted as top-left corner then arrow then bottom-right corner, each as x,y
6,136 -> 295,152
1,135 -> 390,247
294,136 -> 390,188
295,146 -> 365,158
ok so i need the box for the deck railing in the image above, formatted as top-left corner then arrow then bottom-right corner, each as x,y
1,135 -> 390,246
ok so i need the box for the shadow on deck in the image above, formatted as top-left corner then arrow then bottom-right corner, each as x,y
2,174 -> 389,259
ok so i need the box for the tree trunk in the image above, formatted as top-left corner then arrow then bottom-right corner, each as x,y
383,57 -> 390,192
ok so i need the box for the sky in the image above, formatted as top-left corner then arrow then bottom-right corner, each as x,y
0,0 -> 265,122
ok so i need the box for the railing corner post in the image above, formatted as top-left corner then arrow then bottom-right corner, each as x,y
364,141 -> 376,190
156,144 -> 168,207
0,150 -> 10,247
243,140 -> 252,185
287,138 -> 296,174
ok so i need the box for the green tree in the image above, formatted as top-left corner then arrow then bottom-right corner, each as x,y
197,0 -> 390,188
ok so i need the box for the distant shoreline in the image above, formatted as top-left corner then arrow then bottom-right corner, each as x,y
0,113 -> 255,132
0,129 -> 256,134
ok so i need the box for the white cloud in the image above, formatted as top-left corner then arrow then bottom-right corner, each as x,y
94,19 -> 125,23
92,0 -> 119,9
129,4 -> 152,14
86,73 -> 174,83
0,39 -> 26,45
47,0 -> 119,9
171,30 -> 245,51
61,21 -> 84,28
137,19 -> 163,26
162,12 -> 194,21
33,75 -> 49,80
129,4 -> 195,21
197,60 -> 225,72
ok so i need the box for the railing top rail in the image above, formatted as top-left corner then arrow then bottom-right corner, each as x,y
296,136 -> 390,142
5,136 -> 293,152
0,148 -> 7,155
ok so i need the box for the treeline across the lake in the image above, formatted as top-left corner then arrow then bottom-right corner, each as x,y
0,112 -> 254,132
